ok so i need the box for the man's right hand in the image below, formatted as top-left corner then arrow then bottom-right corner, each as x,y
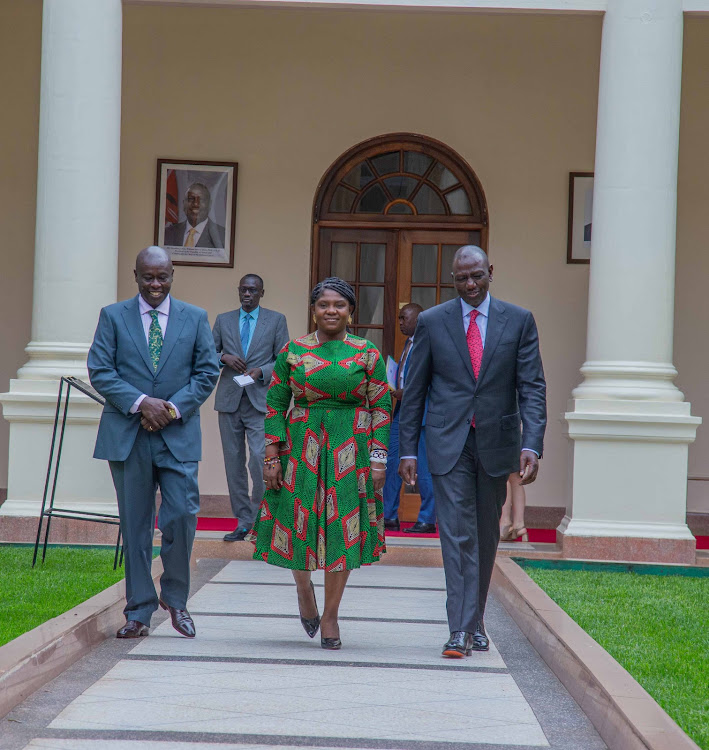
221,353 -> 247,373
139,397 -> 173,431
398,458 -> 418,486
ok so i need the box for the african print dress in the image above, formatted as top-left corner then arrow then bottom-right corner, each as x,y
249,332 -> 392,571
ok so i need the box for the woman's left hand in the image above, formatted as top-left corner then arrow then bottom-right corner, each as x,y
371,466 -> 386,492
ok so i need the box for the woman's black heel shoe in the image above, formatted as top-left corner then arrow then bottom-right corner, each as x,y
321,636 -> 342,650
299,581 -> 320,638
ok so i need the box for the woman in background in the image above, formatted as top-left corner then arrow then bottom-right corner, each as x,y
249,277 -> 391,649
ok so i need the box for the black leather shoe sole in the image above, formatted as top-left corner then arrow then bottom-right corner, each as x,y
223,528 -> 249,542
404,524 -> 437,534
116,621 -> 149,639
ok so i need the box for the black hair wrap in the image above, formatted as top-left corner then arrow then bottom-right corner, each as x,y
310,277 -> 356,310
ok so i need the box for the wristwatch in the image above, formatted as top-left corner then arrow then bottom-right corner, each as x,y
168,406 -> 177,420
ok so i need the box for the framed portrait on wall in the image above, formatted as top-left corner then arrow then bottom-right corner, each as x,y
155,159 -> 238,267
567,172 -> 593,264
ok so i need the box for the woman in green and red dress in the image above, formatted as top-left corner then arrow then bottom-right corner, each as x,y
248,277 -> 391,650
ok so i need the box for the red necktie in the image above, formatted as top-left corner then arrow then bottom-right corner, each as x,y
467,309 -> 483,378
467,310 -> 483,427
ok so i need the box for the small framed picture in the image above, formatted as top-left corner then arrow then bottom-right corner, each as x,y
567,172 -> 593,264
155,159 -> 237,267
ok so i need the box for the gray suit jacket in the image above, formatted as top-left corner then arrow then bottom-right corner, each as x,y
399,295 -> 546,477
212,307 -> 290,414
88,295 -> 220,463
164,218 -> 226,248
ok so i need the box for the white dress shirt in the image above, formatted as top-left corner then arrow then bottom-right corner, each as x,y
130,294 -> 180,417
183,217 -> 208,245
461,293 -> 490,346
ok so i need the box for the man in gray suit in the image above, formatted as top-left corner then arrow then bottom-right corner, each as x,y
212,274 -> 289,541
164,182 -> 226,248
88,246 -> 219,639
399,246 -> 546,658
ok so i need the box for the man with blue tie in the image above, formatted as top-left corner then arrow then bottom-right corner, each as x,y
212,275 -> 289,541
88,246 -> 219,639
383,303 -> 436,533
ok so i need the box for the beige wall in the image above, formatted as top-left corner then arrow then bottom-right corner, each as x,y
0,1 -> 40,490
117,5 -> 601,506
677,17 -> 709,515
2,4 -> 708,514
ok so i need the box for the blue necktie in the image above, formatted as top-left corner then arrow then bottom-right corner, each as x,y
241,313 -> 252,354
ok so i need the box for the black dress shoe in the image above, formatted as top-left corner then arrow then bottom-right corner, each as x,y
471,623 -> 489,652
223,527 -> 249,542
321,637 -> 342,650
404,522 -> 437,534
159,599 -> 196,638
298,581 -> 320,638
383,518 -> 400,531
442,631 -> 473,658
116,620 -> 149,639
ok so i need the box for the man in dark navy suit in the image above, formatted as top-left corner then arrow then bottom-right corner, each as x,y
399,246 -> 546,657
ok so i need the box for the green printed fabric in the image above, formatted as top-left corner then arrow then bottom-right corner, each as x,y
249,333 -> 392,571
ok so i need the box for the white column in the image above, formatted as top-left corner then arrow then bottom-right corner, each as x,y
562,0 -> 700,563
0,0 -> 122,522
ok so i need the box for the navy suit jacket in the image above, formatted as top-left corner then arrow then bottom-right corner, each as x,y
88,295 -> 219,463
399,295 -> 546,477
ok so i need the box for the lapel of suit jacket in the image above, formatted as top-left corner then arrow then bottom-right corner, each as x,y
122,296 -> 154,375
246,307 -> 267,356
477,296 -> 508,386
155,297 -> 188,376
443,298 -> 476,382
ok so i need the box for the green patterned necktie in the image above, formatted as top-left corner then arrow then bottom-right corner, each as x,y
148,309 -> 163,371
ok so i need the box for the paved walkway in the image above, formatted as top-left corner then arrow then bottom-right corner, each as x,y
3,559 -> 606,750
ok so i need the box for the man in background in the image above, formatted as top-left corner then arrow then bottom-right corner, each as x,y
88,246 -> 219,639
213,275 -> 289,541
383,303 -> 436,534
164,182 -> 226,249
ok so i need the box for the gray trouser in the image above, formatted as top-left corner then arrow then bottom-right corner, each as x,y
218,399 -> 266,528
109,429 -> 199,627
432,428 -> 507,634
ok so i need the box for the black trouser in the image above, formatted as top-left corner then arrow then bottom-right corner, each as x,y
431,428 -> 507,633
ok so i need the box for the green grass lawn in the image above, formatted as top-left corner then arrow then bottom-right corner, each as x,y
524,565 -> 709,749
0,545 -> 127,647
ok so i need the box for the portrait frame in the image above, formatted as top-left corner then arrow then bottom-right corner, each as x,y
567,172 -> 594,265
154,159 -> 238,268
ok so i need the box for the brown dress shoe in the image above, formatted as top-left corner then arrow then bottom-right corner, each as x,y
159,598 -> 196,638
116,620 -> 149,639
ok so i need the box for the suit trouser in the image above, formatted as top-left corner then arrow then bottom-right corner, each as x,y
109,429 -> 199,626
432,428 -> 507,633
383,409 -> 436,524
218,398 -> 266,528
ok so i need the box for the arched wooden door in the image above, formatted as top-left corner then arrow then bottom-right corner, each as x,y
311,134 -> 489,521
311,134 -> 488,360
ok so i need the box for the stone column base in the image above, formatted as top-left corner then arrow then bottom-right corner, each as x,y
0,378 -> 116,519
557,517 -> 696,564
563,398 -> 701,566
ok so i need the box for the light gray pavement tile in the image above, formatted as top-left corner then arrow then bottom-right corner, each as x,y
48,661 -> 548,746
211,560 -> 448,589
187,582 -> 448,622
129,614 -> 506,669
22,743 -> 372,750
